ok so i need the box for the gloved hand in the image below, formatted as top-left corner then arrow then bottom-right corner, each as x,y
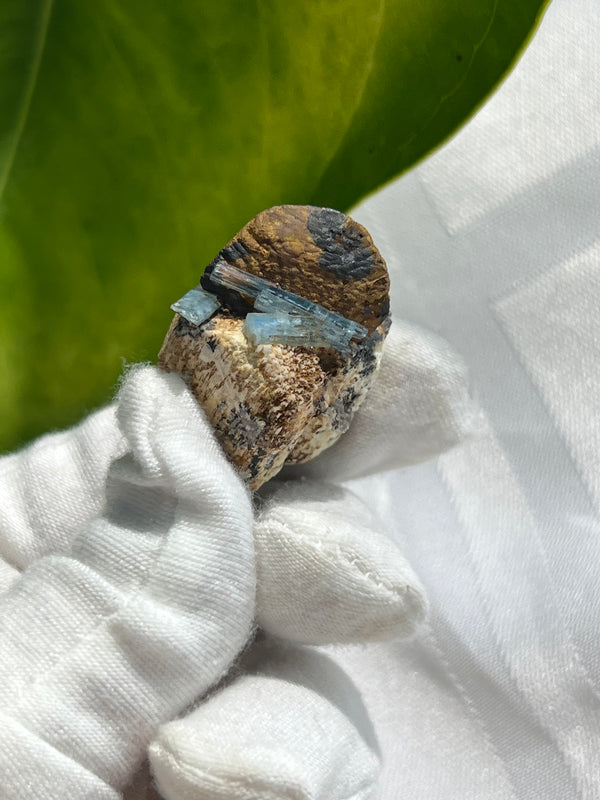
0,320 -> 474,800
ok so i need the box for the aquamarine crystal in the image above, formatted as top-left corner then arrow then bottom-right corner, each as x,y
254,286 -> 368,342
244,312 -> 339,348
210,261 -> 274,298
171,286 -> 221,326
209,260 -> 369,350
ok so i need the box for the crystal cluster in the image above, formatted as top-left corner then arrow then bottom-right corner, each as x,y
171,260 -> 368,352
253,285 -> 367,349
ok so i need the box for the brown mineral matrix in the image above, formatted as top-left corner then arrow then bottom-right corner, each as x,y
159,205 -> 391,490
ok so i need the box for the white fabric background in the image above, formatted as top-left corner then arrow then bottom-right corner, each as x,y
335,0 -> 600,797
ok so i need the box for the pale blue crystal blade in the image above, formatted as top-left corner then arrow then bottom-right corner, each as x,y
211,262 -> 369,344
244,313 -> 341,348
210,261 -> 274,299
254,285 -> 316,317
320,314 -> 367,343
319,324 -> 353,350
171,286 -> 220,326
254,286 -> 368,343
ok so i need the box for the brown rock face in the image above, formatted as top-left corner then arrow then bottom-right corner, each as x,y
202,205 -> 389,334
159,205 -> 390,490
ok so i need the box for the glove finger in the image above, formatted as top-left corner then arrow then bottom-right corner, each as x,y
0,559 -> 19,596
149,637 -> 379,800
254,479 -> 427,645
292,320 -> 477,482
0,366 -> 254,798
0,404 -> 125,572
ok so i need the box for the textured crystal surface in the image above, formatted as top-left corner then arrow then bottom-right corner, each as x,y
210,261 -> 275,298
244,313 -> 340,348
171,287 -> 220,326
255,286 -> 368,342
210,261 -> 369,348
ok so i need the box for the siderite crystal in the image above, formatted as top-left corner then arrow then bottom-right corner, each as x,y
159,204 -> 390,490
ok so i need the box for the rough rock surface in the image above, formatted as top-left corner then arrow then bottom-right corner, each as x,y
159,205 -> 390,490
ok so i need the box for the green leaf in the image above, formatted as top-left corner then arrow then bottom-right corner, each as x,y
0,0 -> 548,451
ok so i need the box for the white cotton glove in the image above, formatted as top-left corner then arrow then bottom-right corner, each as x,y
0,367 -> 255,799
0,320 -> 474,800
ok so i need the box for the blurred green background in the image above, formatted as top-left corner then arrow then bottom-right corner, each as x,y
0,0 -> 548,452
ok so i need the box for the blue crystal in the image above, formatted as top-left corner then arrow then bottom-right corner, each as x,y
210,261 -> 275,299
209,261 -> 369,349
171,286 -> 220,326
244,313 -> 341,348
254,286 -> 367,343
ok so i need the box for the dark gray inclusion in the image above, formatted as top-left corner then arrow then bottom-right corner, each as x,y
173,316 -> 206,340
218,404 -> 263,449
201,240 -> 253,316
220,240 -> 250,263
307,207 -> 374,281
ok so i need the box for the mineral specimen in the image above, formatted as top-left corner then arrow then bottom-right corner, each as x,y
159,204 -> 390,490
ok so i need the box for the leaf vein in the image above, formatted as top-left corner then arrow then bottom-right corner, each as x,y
0,0 -> 54,202
394,0 -> 500,160
311,0 -> 386,200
